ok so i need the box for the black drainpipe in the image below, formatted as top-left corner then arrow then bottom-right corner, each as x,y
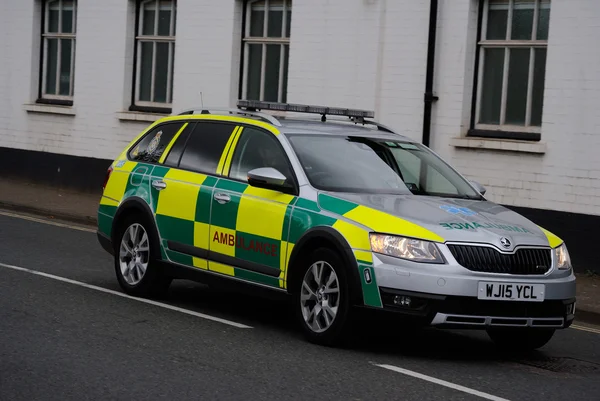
422,0 -> 439,147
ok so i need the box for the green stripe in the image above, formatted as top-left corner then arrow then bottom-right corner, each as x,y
358,263 -> 382,308
97,213 -> 113,238
156,215 -> 194,245
235,268 -> 280,287
288,209 -> 337,244
98,204 -> 117,218
166,249 -> 193,266
234,231 -> 281,269
295,197 -> 321,213
215,178 -> 247,193
318,194 -> 358,215
281,204 -> 293,241
195,185 -> 214,224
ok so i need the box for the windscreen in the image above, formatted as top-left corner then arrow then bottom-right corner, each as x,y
287,134 -> 482,199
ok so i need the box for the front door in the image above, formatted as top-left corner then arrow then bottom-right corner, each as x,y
208,126 -> 297,289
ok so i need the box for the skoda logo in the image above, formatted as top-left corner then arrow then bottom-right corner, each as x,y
500,237 -> 512,249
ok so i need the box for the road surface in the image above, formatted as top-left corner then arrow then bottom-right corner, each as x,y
1,210 -> 599,401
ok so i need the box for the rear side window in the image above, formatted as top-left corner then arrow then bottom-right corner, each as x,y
178,122 -> 237,175
129,122 -> 186,163
163,123 -> 195,167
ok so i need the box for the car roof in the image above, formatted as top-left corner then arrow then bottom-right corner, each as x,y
172,102 -> 416,143
275,117 -> 414,142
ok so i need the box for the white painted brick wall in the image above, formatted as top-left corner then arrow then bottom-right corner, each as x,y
1,0 -> 599,216
0,0 -> 241,163
429,0 -> 600,216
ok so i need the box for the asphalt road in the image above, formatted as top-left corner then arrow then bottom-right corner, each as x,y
1,211 -> 599,401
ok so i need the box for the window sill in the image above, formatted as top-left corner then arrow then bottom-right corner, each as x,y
23,103 -> 76,116
117,111 -> 168,123
450,137 -> 547,154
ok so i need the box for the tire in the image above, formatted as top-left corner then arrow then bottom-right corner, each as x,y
292,247 -> 353,346
113,212 -> 172,298
486,327 -> 556,351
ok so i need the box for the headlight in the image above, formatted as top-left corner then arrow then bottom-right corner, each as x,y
555,243 -> 572,270
369,233 -> 445,264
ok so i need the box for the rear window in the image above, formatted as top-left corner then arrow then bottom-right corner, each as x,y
129,122 -> 186,163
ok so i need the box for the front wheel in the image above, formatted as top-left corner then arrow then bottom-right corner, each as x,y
486,327 -> 556,351
293,248 -> 353,346
114,214 -> 172,298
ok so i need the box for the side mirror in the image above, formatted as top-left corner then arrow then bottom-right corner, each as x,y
470,180 -> 487,196
247,167 -> 288,191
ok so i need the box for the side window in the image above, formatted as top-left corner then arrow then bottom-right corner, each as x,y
129,122 -> 185,163
229,127 -> 294,186
178,122 -> 236,174
163,122 -> 195,167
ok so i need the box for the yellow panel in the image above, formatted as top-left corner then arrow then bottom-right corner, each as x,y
222,127 -> 244,176
155,174 -> 200,221
159,123 -> 189,164
332,220 -> 371,250
192,257 -> 208,269
343,205 -> 445,243
236,195 -> 288,240
99,196 -> 119,207
103,170 -> 130,202
209,261 -> 235,276
164,168 -> 208,186
354,250 -> 373,263
283,243 -> 294,286
278,241 -> 289,287
243,186 -> 295,204
209,226 -> 236,257
216,126 -> 240,175
538,226 -> 563,248
194,222 -> 210,251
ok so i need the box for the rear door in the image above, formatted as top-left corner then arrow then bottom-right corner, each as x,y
208,125 -> 298,289
151,120 -> 238,269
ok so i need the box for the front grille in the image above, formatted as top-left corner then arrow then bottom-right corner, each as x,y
447,244 -> 552,275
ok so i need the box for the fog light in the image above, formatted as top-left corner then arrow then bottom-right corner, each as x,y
393,295 -> 412,307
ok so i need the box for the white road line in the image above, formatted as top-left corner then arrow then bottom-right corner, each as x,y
0,210 -> 95,233
373,363 -> 510,401
571,324 -> 600,335
0,261 -> 253,329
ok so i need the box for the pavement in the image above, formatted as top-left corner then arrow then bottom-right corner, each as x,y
1,188 -> 600,400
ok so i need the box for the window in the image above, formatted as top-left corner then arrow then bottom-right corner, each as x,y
40,0 -> 77,104
473,0 -> 550,138
178,122 -> 237,175
287,134 -> 482,199
229,127 -> 294,187
133,0 -> 177,111
241,0 -> 292,103
129,122 -> 186,163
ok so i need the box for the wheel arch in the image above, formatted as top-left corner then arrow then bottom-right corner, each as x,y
111,196 -> 162,258
287,226 -> 364,306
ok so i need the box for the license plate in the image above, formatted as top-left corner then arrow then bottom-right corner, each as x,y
477,282 -> 545,302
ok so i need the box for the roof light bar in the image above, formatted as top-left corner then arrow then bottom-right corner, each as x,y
237,100 -> 375,119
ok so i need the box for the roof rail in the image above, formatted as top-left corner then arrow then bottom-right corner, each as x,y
177,107 -> 283,127
237,100 -> 375,122
353,118 -> 397,134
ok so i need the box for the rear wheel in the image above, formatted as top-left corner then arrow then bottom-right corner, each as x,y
486,327 -> 556,351
114,213 -> 172,298
292,247 -> 352,346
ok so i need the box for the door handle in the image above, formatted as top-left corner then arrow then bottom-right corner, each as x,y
152,180 -> 167,190
214,192 -> 231,204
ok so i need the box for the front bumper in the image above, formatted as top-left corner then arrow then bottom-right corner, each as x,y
372,252 -> 577,329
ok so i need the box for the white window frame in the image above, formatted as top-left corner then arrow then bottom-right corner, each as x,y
474,0 -> 550,134
134,0 -> 176,109
40,0 -> 77,102
241,0 -> 291,103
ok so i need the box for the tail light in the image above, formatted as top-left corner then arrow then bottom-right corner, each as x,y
103,166 -> 113,190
